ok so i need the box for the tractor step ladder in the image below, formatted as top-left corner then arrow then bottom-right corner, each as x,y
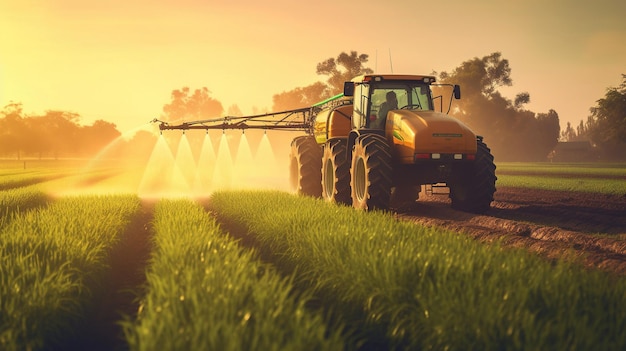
424,183 -> 449,196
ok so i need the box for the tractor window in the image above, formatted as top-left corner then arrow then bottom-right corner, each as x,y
353,83 -> 370,129
368,82 -> 434,129
370,88 -> 405,115
371,84 -> 432,112
369,87 -> 404,129
409,85 -> 432,110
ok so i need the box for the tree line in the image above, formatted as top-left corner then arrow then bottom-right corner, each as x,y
560,74 -> 626,160
0,103 -> 121,159
2,51 -> 624,161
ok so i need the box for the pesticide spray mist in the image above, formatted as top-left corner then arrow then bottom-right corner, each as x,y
136,129 -> 292,198
50,125 -> 297,198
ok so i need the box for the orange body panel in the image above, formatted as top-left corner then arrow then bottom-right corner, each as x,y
386,110 -> 477,164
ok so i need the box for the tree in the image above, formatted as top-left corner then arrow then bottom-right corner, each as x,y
577,119 -> 590,139
0,103 -> 27,159
316,51 -> 374,95
162,87 -> 224,122
119,130 -> 158,161
271,51 -> 373,112
437,52 -> 515,127
80,120 -> 121,156
272,82 -> 327,111
39,110 -> 81,158
514,92 -> 530,110
586,74 -> 626,160
23,115 -> 53,158
227,104 -> 243,117
437,52 -> 560,161
482,52 -> 512,97
534,109 -> 561,158
561,121 -> 577,141
561,119 -> 591,142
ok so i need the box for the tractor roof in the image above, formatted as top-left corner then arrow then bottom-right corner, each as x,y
351,74 -> 437,84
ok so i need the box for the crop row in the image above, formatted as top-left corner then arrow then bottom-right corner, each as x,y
0,171 -> 71,191
122,199 -> 344,351
496,174 -> 626,195
209,190 -> 626,350
497,162 -> 626,177
0,186 -> 50,225
0,195 -> 140,351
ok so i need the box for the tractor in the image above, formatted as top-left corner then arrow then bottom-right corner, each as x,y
290,74 -> 496,213
155,74 -> 497,213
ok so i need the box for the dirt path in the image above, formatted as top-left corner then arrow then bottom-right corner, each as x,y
63,200 -> 154,350
396,187 -> 626,275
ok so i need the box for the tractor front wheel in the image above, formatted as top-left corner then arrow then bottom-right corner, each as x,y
350,134 -> 393,210
449,138 -> 497,213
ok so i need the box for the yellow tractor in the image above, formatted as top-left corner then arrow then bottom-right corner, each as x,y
289,74 -> 496,213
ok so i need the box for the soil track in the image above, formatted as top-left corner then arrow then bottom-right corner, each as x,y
396,187 -> 626,275
63,200 -> 154,351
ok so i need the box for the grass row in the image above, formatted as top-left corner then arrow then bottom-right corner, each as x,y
0,186 -> 50,225
496,174 -> 626,195
122,199 -> 344,351
0,171 -> 72,191
497,162 -> 626,177
0,161 -> 118,192
209,190 -> 626,351
0,195 -> 141,351
496,162 -> 626,195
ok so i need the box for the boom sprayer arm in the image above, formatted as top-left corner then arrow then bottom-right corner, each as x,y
153,93 -> 348,133
153,107 -> 315,133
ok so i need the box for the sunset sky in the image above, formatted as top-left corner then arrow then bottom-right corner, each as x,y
1,0 -> 625,133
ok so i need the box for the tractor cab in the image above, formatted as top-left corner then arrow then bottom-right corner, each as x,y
344,75 -> 441,130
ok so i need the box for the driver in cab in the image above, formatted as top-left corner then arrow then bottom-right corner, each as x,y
373,91 -> 397,129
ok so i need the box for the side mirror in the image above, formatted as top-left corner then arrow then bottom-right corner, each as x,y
453,85 -> 461,99
343,82 -> 355,97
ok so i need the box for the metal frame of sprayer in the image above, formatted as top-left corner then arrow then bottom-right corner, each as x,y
153,94 -> 348,134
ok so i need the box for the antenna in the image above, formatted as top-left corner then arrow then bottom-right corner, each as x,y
375,49 -> 378,72
388,48 -> 394,73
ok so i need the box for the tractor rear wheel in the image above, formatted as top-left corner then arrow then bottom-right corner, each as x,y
350,134 -> 393,210
322,139 -> 351,204
449,138 -> 497,213
289,136 -> 322,197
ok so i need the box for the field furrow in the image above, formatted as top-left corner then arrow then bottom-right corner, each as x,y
65,199 -> 154,350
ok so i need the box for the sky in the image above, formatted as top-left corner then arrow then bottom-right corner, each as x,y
1,0 -> 625,133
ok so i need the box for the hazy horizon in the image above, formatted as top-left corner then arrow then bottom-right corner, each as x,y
2,0 -> 625,133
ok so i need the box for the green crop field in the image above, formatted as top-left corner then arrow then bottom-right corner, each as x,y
497,162 -> 626,177
0,162 -> 625,350
496,162 -> 626,195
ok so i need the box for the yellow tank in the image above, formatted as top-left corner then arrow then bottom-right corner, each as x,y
313,104 -> 353,144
